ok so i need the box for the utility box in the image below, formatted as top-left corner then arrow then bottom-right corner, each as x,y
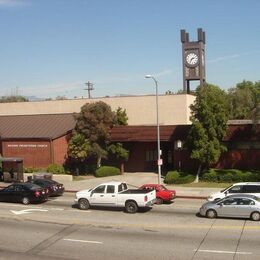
0,157 -> 24,183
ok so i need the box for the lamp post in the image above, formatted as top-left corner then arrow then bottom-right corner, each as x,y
145,75 -> 161,185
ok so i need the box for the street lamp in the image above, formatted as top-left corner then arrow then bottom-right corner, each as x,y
145,75 -> 162,185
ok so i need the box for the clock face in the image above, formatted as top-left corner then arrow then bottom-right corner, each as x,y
186,52 -> 199,66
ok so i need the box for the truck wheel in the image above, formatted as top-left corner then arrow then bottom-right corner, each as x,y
156,197 -> 163,204
78,199 -> 90,210
125,201 -> 138,214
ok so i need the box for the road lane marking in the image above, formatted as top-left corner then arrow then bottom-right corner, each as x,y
197,249 -> 252,255
64,238 -> 103,244
10,209 -> 48,215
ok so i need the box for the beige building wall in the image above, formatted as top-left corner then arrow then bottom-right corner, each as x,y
0,94 -> 195,125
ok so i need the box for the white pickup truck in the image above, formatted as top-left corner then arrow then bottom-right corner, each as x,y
75,181 -> 156,213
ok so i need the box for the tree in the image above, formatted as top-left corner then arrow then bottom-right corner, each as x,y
108,143 -> 129,173
228,80 -> 260,120
0,95 -> 28,103
67,133 -> 90,161
186,83 -> 229,182
114,107 -> 128,125
73,101 -> 116,168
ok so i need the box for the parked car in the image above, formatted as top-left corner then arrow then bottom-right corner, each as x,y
207,182 -> 260,201
75,181 -> 156,213
139,184 -> 176,204
0,183 -> 48,205
200,194 -> 260,221
29,179 -> 64,196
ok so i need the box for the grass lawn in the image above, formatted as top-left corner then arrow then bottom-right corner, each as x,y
175,182 -> 230,188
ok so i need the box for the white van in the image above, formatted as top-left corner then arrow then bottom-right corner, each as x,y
207,182 -> 260,201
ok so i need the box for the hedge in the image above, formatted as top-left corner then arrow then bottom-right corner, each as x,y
47,164 -> 65,175
95,166 -> 121,177
164,171 -> 195,184
201,169 -> 260,183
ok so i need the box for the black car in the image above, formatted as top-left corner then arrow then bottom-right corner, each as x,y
0,183 -> 48,205
30,179 -> 64,196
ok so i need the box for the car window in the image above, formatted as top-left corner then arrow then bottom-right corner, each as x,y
222,198 -> 239,205
14,186 -> 24,192
106,185 -> 115,194
118,184 -> 123,192
221,185 -> 233,193
243,185 -> 260,193
5,185 -> 15,192
118,183 -> 128,192
238,199 -> 255,205
94,185 -> 105,193
123,183 -> 127,191
160,185 -> 167,191
228,185 -> 243,193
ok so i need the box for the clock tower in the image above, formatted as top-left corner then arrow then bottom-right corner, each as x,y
181,28 -> 206,93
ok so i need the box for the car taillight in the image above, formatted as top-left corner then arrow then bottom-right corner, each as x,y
35,191 -> 41,197
144,195 -> 148,202
46,189 -> 49,194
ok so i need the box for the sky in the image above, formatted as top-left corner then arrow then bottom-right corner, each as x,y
0,0 -> 259,99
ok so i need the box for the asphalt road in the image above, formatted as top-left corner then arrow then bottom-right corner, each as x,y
0,193 -> 260,260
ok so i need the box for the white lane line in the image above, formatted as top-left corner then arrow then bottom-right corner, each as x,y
197,249 -> 252,255
64,238 -> 103,244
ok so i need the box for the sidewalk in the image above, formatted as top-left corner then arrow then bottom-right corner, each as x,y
0,172 -> 221,199
64,172 -> 220,199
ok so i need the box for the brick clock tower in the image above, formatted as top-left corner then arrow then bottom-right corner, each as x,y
181,28 -> 206,93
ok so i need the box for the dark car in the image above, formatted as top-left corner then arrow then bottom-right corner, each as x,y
0,183 -> 48,205
30,179 -> 64,196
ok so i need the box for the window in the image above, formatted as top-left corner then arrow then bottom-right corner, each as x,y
243,185 -> 260,193
145,150 -> 157,162
222,198 -> 239,205
5,185 -> 15,192
14,186 -> 24,192
229,185 -> 243,193
118,183 -> 128,192
94,185 -> 105,193
239,199 -> 254,205
106,185 -> 115,194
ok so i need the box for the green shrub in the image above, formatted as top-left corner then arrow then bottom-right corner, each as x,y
164,171 -> 180,184
174,174 -> 195,184
219,172 -> 234,183
47,164 -> 65,174
23,167 -> 45,173
201,168 -> 260,183
24,167 -> 36,173
164,171 -> 195,184
95,166 -> 120,177
202,169 -> 218,182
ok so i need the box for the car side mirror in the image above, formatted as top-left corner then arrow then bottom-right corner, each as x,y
224,191 -> 228,195
90,191 -> 94,196
219,202 -> 223,207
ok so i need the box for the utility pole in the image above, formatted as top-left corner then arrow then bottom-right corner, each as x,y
84,81 -> 94,98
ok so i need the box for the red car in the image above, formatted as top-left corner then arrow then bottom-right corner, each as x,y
139,184 -> 176,204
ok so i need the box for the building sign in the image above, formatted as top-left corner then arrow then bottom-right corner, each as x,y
7,144 -> 48,148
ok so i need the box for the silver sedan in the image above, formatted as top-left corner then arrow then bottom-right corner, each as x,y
199,194 -> 260,221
